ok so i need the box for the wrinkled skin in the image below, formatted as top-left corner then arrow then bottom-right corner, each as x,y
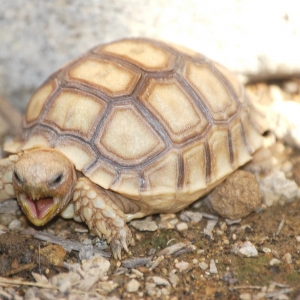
0,148 -> 132,259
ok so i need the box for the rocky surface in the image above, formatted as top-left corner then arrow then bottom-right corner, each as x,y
1,1 -> 300,111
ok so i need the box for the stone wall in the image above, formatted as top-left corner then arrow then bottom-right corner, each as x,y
1,0 -> 300,111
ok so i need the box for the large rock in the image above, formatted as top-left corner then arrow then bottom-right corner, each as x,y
1,0 -> 300,111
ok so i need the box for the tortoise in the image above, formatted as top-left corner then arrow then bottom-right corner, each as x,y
0,38 -> 265,259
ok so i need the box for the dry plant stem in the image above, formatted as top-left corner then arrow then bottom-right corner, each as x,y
3,262 -> 37,277
0,277 -> 57,289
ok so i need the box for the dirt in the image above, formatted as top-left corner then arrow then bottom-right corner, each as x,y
1,80 -> 300,299
0,193 -> 300,299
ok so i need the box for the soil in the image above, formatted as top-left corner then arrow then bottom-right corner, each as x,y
1,80 -> 300,299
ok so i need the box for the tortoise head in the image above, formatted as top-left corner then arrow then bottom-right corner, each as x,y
12,148 -> 77,226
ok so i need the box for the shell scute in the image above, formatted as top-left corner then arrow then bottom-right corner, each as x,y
67,57 -> 141,97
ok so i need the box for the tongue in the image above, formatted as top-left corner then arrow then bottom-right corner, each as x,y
35,198 -> 54,219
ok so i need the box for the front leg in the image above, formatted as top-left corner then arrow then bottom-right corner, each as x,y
0,155 -> 18,201
73,177 -> 133,260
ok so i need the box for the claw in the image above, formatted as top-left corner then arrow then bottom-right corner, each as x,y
111,240 -> 122,260
121,236 -> 129,253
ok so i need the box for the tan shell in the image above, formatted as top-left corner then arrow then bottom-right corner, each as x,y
13,38 -> 263,217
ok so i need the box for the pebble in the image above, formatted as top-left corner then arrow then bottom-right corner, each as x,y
145,283 -> 156,296
262,247 -> 272,253
209,259 -> 218,274
175,261 -> 189,272
199,262 -> 209,270
180,211 -> 202,223
8,219 -> 22,231
176,222 -> 188,231
296,236 -> 300,242
203,219 -> 218,237
161,288 -> 170,296
168,273 -> 179,287
40,245 -> 66,266
126,279 -> 140,292
282,253 -> 292,264
270,258 -> 281,266
130,218 -> 158,231
159,213 -> 177,222
158,220 -> 175,229
240,293 -> 252,300
210,170 -> 262,220
232,241 -> 258,257
148,276 -> 170,286
97,281 -> 118,293
0,199 -> 20,214
225,219 -> 241,225
0,214 -> 15,226
259,170 -> 298,206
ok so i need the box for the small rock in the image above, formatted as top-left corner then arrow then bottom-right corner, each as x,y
145,282 -> 156,296
79,239 -> 94,260
259,170 -> 298,206
282,253 -> 292,264
262,247 -> 272,253
176,222 -> 188,231
209,259 -> 218,274
161,288 -> 170,296
8,219 -> 22,231
126,279 -> 140,292
0,214 -> 15,227
225,219 -> 241,225
232,241 -> 258,257
159,213 -> 177,222
199,262 -> 209,270
148,276 -> 170,286
40,245 -> 66,266
130,218 -> 158,231
180,211 -> 202,223
158,220 -> 175,229
169,273 -> 179,287
270,258 -> 281,266
175,261 -> 189,272
203,219 -> 218,237
0,199 -> 20,214
240,293 -> 252,300
296,236 -> 300,242
210,170 -> 261,220
97,281 -> 118,293
51,272 -> 81,293
81,255 -> 110,278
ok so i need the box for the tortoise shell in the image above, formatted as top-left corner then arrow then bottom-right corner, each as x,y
14,38 -> 263,216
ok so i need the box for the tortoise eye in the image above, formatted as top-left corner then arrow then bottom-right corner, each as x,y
13,170 -> 23,185
48,173 -> 63,188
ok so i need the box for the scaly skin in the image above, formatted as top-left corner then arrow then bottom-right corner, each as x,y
0,148 -> 132,259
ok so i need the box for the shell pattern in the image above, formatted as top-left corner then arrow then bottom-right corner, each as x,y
18,38 -> 263,216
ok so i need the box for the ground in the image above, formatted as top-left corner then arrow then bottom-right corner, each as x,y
1,80 -> 300,299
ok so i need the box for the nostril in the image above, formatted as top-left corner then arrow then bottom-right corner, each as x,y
13,170 -> 23,185
48,173 -> 63,187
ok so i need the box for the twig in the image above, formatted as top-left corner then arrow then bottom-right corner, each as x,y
0,277 -> 57,289
0,289 -> 12,300
266,288 -> 292,298
275,218 -> 285,236
3,262 -> 37,277
230,285 -> 262,290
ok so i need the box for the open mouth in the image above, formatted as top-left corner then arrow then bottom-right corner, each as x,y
19,194 -> 56,220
